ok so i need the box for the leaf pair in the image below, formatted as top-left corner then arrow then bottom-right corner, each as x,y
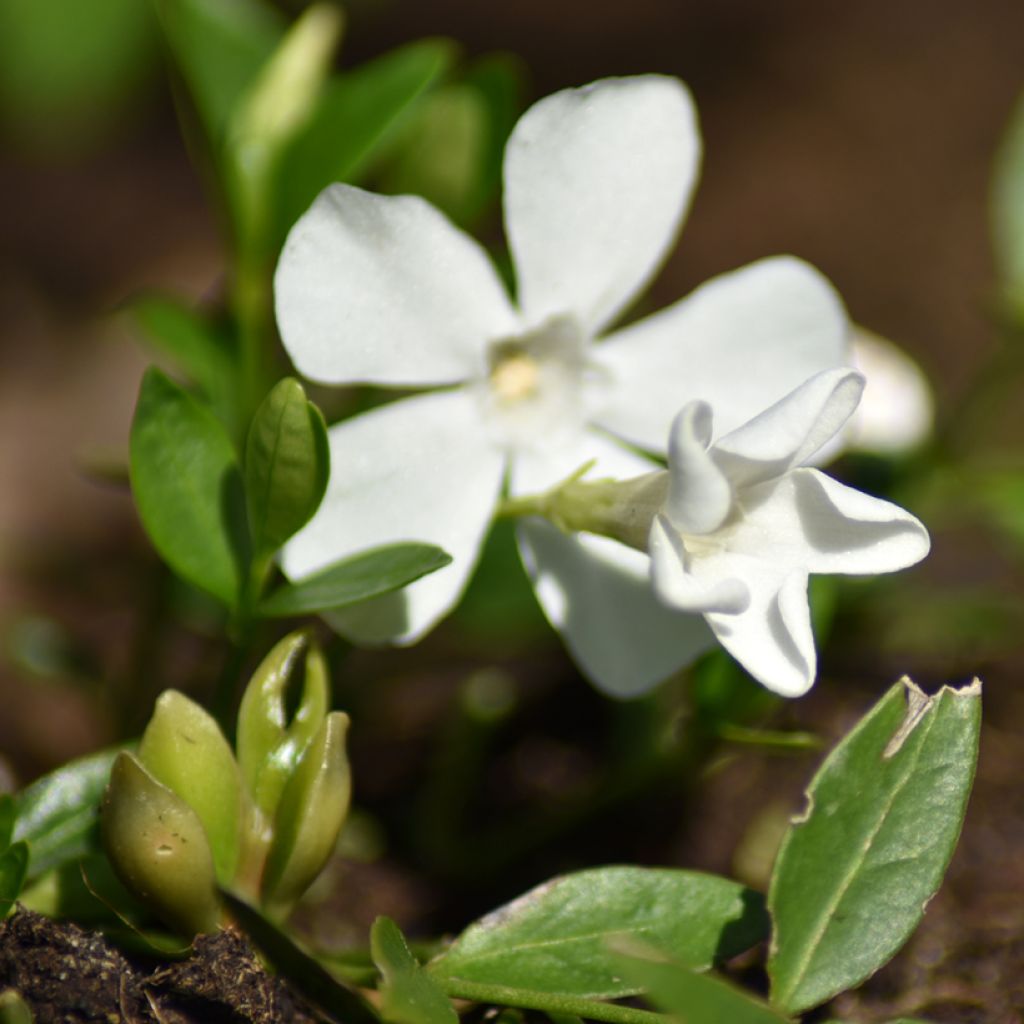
130,368 -> 450,619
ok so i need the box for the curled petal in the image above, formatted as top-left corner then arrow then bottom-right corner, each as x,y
649,515 -> 749,614
518,520 -> 714,699
593,257 -> 851,453
704,564 -> 816,697
280,390 -> 505,644
275,184 -> 518,386
713,368 -> 864,487
666,402 -> 733,535
505,75 -> 700,334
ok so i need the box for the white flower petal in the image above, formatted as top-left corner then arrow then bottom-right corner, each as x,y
649,515 -> 750,614
280,390 -> 505,643
592,257 -> 851,452
704,564 -> 816,697
666,402 -> 732,535
518,520 -> 715,699
275,184 -> 519,386
757,469 -> 931,574
504,75 -> 700,335
713,368 -> 864,487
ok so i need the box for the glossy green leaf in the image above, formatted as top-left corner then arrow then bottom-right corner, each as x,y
236,631 -> 328,823
429,866 -> 769,998
245,378 -> 329,561
138,690 -> 244,884
274,38 -> 454,241
768,678 -> 981,1015
132,295 -> 236,415
257,543 -> 452,617
613,947 -> 789,1024
101,752 -> 221,936
130,367 -> 249,607
992,89 -> 1024,314
155,0 -> 284,145
222,890 -> 380,1024
373,917 -> 458,1024
0,843 -> 28,916
261,712 -> 351,916
13,747 -> 120,880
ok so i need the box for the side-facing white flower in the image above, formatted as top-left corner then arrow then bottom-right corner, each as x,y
649,368 -> 930,696
274,74 -> 851,697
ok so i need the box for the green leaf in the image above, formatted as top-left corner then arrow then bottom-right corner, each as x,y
0,988 -> 33,1024
13,747 -> 120,880
992,89 -> 1024,314
130,367 -> 249,607
221,890 -> 380,1024
274,38 -> 454,241
0,843 -> 28,916
613,947 -> 789,1024
138,690 -> 244,884
428,866 -> 768,999
155,0 -> 284,146
768,678 -> 982,1015
245,378 -> 329,561
256,543 -> 452,618
0,796 -> 13,851
132,295 -> 236,416
373,917 -> 458,1024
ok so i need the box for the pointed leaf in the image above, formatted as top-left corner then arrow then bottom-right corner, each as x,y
373,917 -> 458,1024
429,866 -> 768,999
130,367 -> 249,607
274,38 -> 455,241
992,89 -> 1024,315
236,631 -> 328,823
156,0 -> 284,145
13,747 -> 120,880
245,378 -> 329,560
257,542 -> 451,617
768,678 -> 981,1014
613,947 -> 789,1024
138,690 -> 244,884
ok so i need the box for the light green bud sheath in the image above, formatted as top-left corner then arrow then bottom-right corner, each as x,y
101,753 -> 221,937
498,464 -> 669,551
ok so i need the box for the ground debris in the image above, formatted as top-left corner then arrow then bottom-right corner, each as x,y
0,908 -> 325,1024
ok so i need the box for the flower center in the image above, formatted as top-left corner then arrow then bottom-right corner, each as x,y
490,348 -> 541,404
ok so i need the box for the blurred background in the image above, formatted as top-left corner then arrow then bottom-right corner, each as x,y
3,1 -> 1024,1015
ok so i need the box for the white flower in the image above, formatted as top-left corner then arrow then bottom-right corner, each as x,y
649,368 -> 930,696
274,74 -> 851,697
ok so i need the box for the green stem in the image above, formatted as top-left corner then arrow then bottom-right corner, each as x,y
433,978 -> 668,1024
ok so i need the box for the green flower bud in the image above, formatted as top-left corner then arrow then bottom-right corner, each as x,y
236,631 -> 328,826
101,753 -> 220,936
138,690 -> 243,885
260,712 -> 351,918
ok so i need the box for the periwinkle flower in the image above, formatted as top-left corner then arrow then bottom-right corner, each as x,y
274,74 -> 851,696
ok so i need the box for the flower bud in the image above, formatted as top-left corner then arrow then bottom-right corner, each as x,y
138,690 -> 243,885
101,753 -> 220,936
260,712 -> 351,918
236,630 -> 329,825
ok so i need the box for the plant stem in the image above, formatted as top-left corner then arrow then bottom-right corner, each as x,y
433,978 -> 668,1024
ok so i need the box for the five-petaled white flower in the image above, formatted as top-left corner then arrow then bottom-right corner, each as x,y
648,368 -> 930,696
274,74 -> 853,697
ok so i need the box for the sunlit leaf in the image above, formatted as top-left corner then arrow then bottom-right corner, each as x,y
429,866 -> 768,998
373,917 -> 458,1024
130,368 -> 249,607
13,748 -> 120,880
245,378 -> 329,562
768,678 -> 981,1014
256,543 -> 451,618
